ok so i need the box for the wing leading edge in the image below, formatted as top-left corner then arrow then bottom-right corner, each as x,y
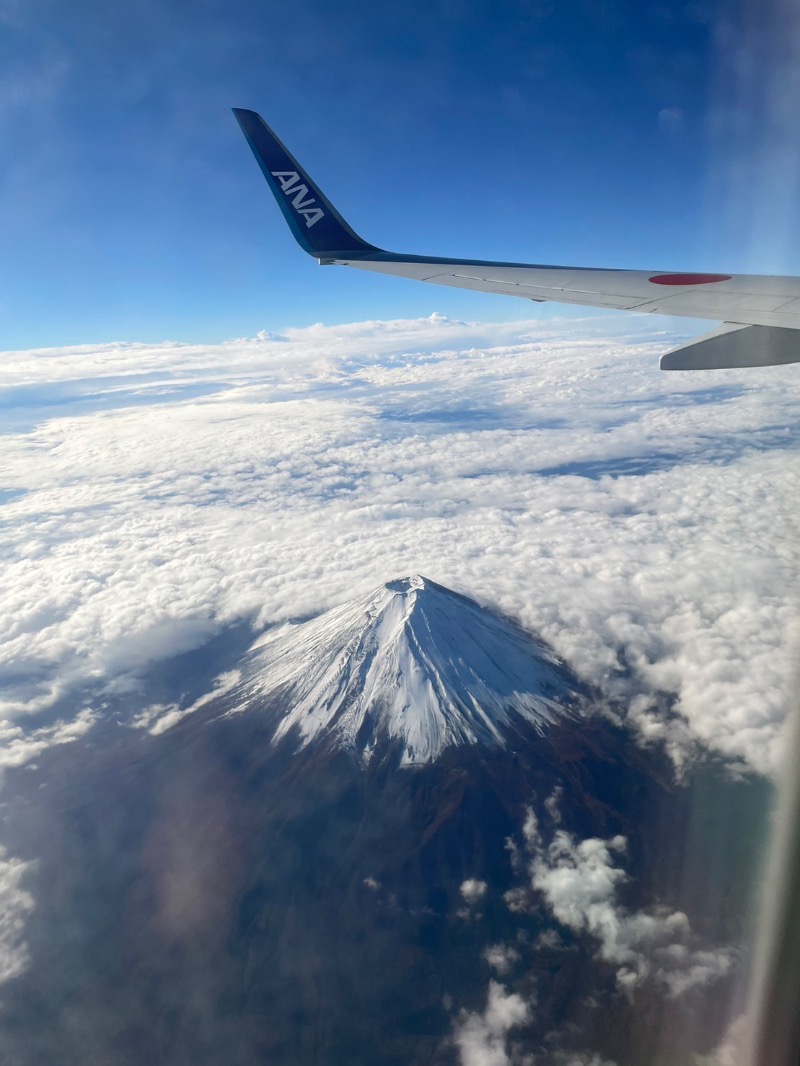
232,108 -> 800,370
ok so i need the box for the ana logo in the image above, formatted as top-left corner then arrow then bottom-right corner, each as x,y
271,171 -> 324,228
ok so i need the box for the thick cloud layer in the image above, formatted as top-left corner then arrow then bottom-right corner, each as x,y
1,313 -> 798,775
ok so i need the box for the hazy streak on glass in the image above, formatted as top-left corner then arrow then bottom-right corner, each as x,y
746,697 -> 800,1066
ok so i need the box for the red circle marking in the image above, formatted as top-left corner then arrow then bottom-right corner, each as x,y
648,273 -> 732,286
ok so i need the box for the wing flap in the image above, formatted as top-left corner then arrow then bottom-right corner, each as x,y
634,291 -> 797,316
661,324 -> 800,370
421,271 -> 646,308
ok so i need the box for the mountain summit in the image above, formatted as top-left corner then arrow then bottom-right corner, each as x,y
238,575 -> 586,764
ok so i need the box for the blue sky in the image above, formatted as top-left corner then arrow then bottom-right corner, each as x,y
2,0 -> 799,348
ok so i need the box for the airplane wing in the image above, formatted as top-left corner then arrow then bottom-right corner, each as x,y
232,108 -> 800,370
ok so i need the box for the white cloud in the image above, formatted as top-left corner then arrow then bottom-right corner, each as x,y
521,808 -> 542,850
502,887 -> 532,915
461,879 -> 489,905
453,979 -> 530,1066
0,312 -> 797,775
544,788 -> 563,824
528,827 -> 733,996
131,669 -> 241,736
534,929 -> 562,950
0,707 -> 96,773
484,943 -> 520,975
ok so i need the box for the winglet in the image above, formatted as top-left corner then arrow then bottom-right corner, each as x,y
232,109 -> 379,259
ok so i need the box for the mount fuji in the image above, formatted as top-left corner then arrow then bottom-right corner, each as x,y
0,577 -> 758,1066
233,575 -> 587,764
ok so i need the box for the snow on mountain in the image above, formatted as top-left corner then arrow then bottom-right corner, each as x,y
235,576 -> 586,764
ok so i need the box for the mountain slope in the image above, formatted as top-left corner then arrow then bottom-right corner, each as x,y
235,575 -> 587,764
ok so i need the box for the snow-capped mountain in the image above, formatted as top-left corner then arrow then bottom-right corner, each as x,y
234,575 -> 587,763
0,578 -> 751,1066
